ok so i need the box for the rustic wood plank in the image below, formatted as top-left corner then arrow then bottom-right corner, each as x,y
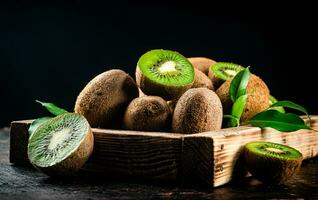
182,116 -> 318,187
9,116 -> 318,187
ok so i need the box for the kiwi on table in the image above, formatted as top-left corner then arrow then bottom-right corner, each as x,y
268,95 -> 285,113
74,69 -> 139,128
208,62 -> 244,89
123,96 -> 171,132
172,88 -> 223,134
188,57 -> 216,75
27,113 -> 94,176
244,141 -> 303,184
136,49 -> 195,100
192,68 -> 214,90
216,74 -> 270,123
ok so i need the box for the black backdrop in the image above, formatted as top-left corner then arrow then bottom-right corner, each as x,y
1,1 -> 317,126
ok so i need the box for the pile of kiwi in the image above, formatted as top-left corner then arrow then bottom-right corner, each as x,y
28,48 -> 302,183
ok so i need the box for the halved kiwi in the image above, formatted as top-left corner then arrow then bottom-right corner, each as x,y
244,141 -> 303,184
136,49 -> 195,100
208,62 -> 244,89
28,113 -> 94,176
268,95 -> 285,113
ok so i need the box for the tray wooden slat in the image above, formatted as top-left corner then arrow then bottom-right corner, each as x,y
10,116 -> 318,187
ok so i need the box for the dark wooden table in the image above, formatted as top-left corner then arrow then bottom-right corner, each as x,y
1,128 -> 318,199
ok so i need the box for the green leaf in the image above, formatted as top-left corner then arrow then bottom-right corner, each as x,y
224,115 -> 240,127
36,100 -> 68,116
229,94 -> 248,127
28,117 -> 52,136
270,100 -> 311,123
250,110 -> 310,132
268,95 -> 285,113
229,67 -> 251,102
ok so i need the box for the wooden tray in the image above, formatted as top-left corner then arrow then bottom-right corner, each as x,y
9,116 -> 318,187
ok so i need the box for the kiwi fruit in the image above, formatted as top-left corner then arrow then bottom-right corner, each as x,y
244,141 -> 303,184
136,49 -> 195,100
138,88 -> 146,97
192,68 -> 214,90
268,95 -> 285,113
123,96 -> 171,132
208,62 -> 244,89
27,113 -> 94,176
167,100 -> 177,114
188,57 -> 216,75
216,74 -> 270,123
172,88 -> 223,134
74,69 -> 139,128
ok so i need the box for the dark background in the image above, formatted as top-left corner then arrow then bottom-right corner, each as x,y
0,1 -> 317,126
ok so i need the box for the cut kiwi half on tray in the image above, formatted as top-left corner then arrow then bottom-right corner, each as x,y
136,49 -> 195,100
28,113 -> 94,176
244,141 -> 303,184
208,62 -> 244,89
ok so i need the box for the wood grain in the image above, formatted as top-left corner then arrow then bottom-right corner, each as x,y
9,116 -> 318,187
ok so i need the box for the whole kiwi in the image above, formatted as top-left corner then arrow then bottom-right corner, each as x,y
123,96 -> 171,132
188,57 -> 217,75
192,68 -> 214,90
74,69 -> 139,128
172,88 -> 223,134
216,74 -> 270,123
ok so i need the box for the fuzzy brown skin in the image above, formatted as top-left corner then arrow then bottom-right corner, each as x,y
172,88 -> 223,134
167,100 -> 177,115
192,68 -> 214,90
136,66 -> 193,101
216,74 -> 270,123
208,65 -> 224,90
244,146 -> 303,184
74,69 -> 139,128
188,57 -> 217,75
33,126 -> 94,177
123,96 -> 171,132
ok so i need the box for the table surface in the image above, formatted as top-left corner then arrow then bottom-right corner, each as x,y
1,128 -> 318,200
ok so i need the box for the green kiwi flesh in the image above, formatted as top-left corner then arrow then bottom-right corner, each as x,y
209,62 -> 244,89
136,49 -> 194,100
123,96 -> 171,131
244,141 -> 303,184
268,95 -> 285,113
74,69 -> 139,128
172,88 -> 223,134
28,113 -> 94,176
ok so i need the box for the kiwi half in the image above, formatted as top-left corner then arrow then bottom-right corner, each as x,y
74,69 -> 139,128
268,95 -> 285,113
28,113 -> 94,176
172,88 -> 223,134
188,57 -> 216,75
208,62 -> 244,89
216,74 -> 270,123
244,141 -> 303,184
136,49 -> 195,100
123,96 -> 171,132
